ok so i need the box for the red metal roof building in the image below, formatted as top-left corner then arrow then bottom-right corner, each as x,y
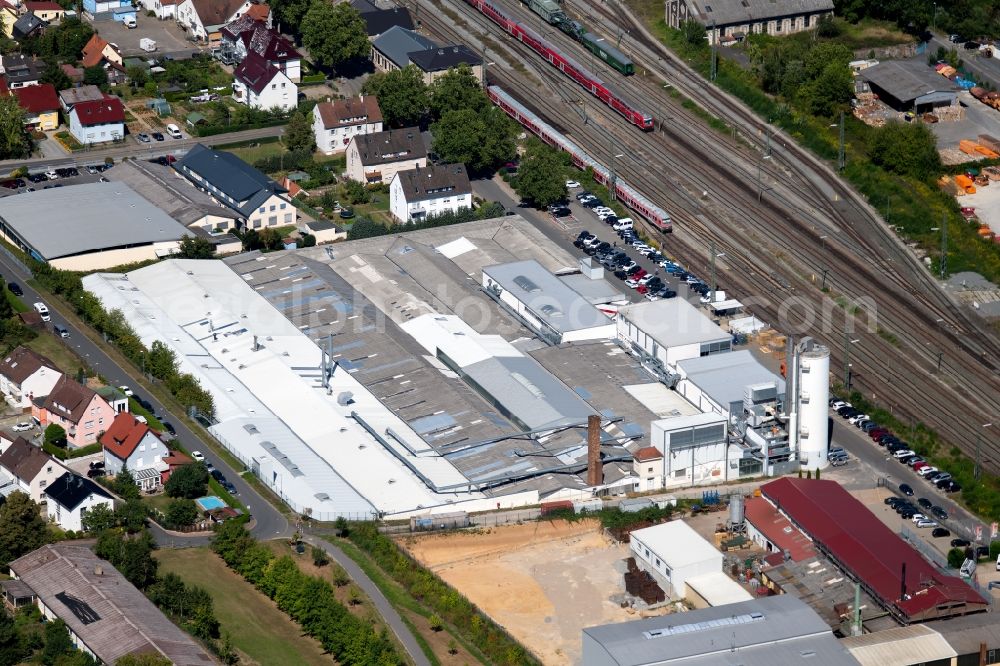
744,495 -> 816,562
760,477 -> 988,623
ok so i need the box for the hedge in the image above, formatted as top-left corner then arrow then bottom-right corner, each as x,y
42,442 -> 102,461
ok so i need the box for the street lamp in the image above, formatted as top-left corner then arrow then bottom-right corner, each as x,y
844,331 -> 860,390
756,154 -> 771,202
930,221 -> 948,279
830,113 -> 845,170
975,423 -> 993,480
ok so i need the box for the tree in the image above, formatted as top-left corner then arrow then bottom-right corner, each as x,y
0,287 -> 12,320
311,545 -> 329,567
300,233 -> 316,248
947,547 -> 966,569
83,65 -> 107,87
42,619 -> 74,666
284,111 -> 315,152
513,144 -> 567,207
680,18 -> 707,48
429,64 -> 488,118
40,59 -> 72,92
258,227 -> 285,251
361,66 -> 428,127
431,106 -> 516,173
0,95 -> 27,159
126,66 -> 149,88
82,503 -> 118,533
111,468 -> 141,501
429,614 -> 443,631
115,654 -> 173,666
164,499 -> 199,529
268,0 -> 311,37
146,340 -> 177,380
301,1 -> 368,70
0,491 -> 47,567
164,463 -> 209,499
95,529 -> 158,589
217,633 -> 239,666
869,121 -> 942,179
0,609 -> 23,666
343,179 -> 368,205
176,235 -> 215,259
44,423 -> 66,447
816,14 -> 841,37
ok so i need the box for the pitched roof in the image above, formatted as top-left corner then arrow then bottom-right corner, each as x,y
24,1 -> 62,11
244,2 -> 268,22
233,50 -> 282,94
190,0 -> 250,30
12,13 -> 47,38
220,13 -> 261,39
0,437 -> 58,482
176,143 -> 287,217
315,95 -> 382,129
358,7 -> 413,37
9,544 -> 218,665
70,94 -> 125,125
633,446 -> 662,462
58,84 -> 104,108
685,0 -> 834,26
246,25 -> 298,62
2,55 -> 41,85
352,126 -> 425,166
105,159 -> 238,226
43,472 -> 111,510
372,25 -> 436,69
0,345 -> 59,385
100,412 -> 158,461
407,44 -> 481,73
40,376 -> 100,425
395,163 -> 469,203
81,33 -> 110,68
13,83 -> 59,113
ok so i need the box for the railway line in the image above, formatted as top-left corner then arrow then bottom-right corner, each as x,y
414,0 -> 1000,468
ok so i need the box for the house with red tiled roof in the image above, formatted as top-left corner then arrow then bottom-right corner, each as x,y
0,437 -> 68,504
68,93 -> 124,145
631,446 -> 663,491
312,95 -> 382,154
24,1 -> 65,21
80,34 -> 122,69
31,376 -> 116,448
0,346 -> 62,410
232,50 -> 294,112
100,412 -> 169,491
12,82 -> 59,130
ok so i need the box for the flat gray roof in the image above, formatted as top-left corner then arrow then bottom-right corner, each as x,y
678,349 -> 784,408
619,298 -> 730,347
484,260 -> 611,334
106,160 -> 238,226
0,183 -> 189,260
860,60 -> 959,103
558,272 -> 627,305
688,0 -> 833,26
581,595 -> 859,666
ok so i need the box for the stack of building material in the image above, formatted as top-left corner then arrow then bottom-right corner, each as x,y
978,134 -> 1000,152
955,174 -> 977,194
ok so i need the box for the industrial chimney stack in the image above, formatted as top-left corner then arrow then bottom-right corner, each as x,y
586,415 -> 603,486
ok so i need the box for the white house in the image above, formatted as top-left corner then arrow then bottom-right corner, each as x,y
389,163 -> 471,223
139,0 -> 178,19
0,346 -> 62,410
346,127 -> 426,183
232,51 -> 296,112
0,438 -> 69,505
67,94 -> 125,145
220,17 -> 300,81
629,520 -> 724,600
175,0 -> 254,42
44,473 -> 114,532
100,412 -> 169,491
312,95 -> 383,155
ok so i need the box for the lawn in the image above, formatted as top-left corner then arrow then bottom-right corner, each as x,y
220,141 -> 286,165
128,398 -> 166,432
27,333 -> 88,377
155,547 -> 332,666
5,288 -> 27,313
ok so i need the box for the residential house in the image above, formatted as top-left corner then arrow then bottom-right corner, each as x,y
23,1 -> 65,21
60,63 -> 83,85
81,34 -> 123,69
58,84 -> 104,112
100,412 -> 169,491
12,13 -> 47,40
95,386 -> 129,415
0,437 -> 68,504
346,126 -> 426,183
160,449 -> 191,485
357,6 -> 414,40
371,26 -> 482,84
220,15 -> 300,81
31,376 -> 116,448
300,219 -> 345,244
0,54 -> 41,89
0,0 -> 17,38
175,143 -> 293,229
0,430 -> 20,455
139,0 -> 179,20
43,473 -> 113,531
389,163 -> 471,223
0,346 -> 62,410
175,0 -> 256,43
9,544 -> 217,665
312,95 -> 383,155
68,94 -> 125,144
13,83 -> 59,130
232,51 -> 296,111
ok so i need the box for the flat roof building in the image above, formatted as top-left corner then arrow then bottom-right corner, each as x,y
581,595 -> 859,666
859,61 -> 959,111
616,298 -> 731,378
483,259 -> 615,344
628,520 -> 730,601
675,349 -> 785,423
0,183 -> 190,270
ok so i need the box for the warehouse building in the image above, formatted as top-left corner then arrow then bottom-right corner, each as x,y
0,183 -> 190,270
859,61 -> 959,112
581,595 -> 859,666
675,349 -> 785,424
482,259 -> 615,344
665,0 -> 834,45
645,412 -> 743,488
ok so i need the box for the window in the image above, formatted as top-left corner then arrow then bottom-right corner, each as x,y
39,480 -> 46,488
269,204 -> 275,211
674,468 -> 686,478
85,420 -> 94,429
98,418 -> 104,426
271,83 -> 276,89
259,206 -> 265,213
655,558 -> 661,567
140,444 -> 146,452
647,466 -> 654,473
279,203 -> 286,209
136,457 -> 143,467
644,548 -> 649,557
46,466 -> 52,473
281,82 -> 286,88
283,213 -> 292,223
253,219 -> 261,229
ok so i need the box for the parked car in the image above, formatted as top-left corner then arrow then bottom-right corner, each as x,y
190,450 -> 205,462
7,282 -> 22,296
161,421 -> 176,436
151,132 -> 165,141
53,325 -> 69,338
87,468 -> 106,478
89,460 -> 105,469
210,469 -> 225,482
931,506 -> 948,520
898,483 -> 913,496
916,519 -> 938,529
566,179 -> 581,188
951,538 -> 971,548
136,133 -> 151,143
931,527 -> 951,538
222,480 -> 237,494
12,422 -> 32,432
893,449 -> 915,459
33,302 -> 50,322
165,123 -> 183,139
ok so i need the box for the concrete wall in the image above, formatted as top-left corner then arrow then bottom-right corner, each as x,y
49,241 -> 181,272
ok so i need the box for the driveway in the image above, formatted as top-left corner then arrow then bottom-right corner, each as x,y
92,14 -> 201,59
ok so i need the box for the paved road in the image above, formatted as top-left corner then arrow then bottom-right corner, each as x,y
0,125 -> 285,174
928,34 -> 1000,89
303,534 -> 432,666
0,249 -> 290,540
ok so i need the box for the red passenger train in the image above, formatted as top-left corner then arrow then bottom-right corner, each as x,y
463,0 -> 654,131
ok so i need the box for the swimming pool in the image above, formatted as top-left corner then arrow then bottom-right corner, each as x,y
195,496 -> 226,511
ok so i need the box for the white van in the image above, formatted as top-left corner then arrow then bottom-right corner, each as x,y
123,15 -> 136,28
613,217 -> 634,231
33,302 -> 50,321
165,123 -> 182,139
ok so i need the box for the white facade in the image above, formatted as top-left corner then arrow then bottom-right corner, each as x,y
0,365 -> 61,410
46,488 -> 114,532
103,432 -> 168,481
245,192 -> 295,230
312,105 -> 382,155
629,520 -> 723,599
345,137 -> 426,184
0,457 -> 68,505
389,172 -> 471,223
139,0 -> 177,19
175,0 -> 251,40
233,67 -> 296,112
649,413 -> 737,489
795,340 -> 831,470
68,110 -> 123,145
616,299 -> 731,368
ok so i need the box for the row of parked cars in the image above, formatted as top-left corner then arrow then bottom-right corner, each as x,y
830,398 -> 963,494
884,496 -> 951,535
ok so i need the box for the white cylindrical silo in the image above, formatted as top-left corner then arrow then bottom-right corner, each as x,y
797,341 -> 831,469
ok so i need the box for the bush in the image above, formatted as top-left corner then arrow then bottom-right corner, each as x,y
44,423 -> 66,447
164,499 -> 199,529
991,540 -> 1000,560
311,545 -> 329,567
164,463 -> 209,499
947,547 -> 966,569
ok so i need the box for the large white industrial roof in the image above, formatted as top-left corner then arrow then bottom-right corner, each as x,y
630,520 -> 721,570
685,571 -> 753,606
677,349 -> 785,408
618,298 -> 730,348
83,260 -> 487,519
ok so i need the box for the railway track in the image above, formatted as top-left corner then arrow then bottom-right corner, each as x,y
414,0 -> 1000,470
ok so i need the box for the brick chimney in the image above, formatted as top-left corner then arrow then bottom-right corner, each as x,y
587,414 -> 602,486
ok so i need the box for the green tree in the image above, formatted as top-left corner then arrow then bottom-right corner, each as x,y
176,235 -> 215,259
82,503 -> 118,533
0,608 -> 23,666
301,1 -> 368,70
680,18 -> 707,48
83,65 -> 108,87
111,468 -> 141,501
146,340 -> 177,380
164,499 -> 199,528
115,654 -> 173,666
0,492 -> 46,567
0,95 -> 27,159
126,66 -> 149,88
513,144 -> 567,207
300,233 -> 316,248
869,121 -> 942,179
283,111 -> 315,152
0,288 -> 13,321
431,106 -> 516,173
816,14 -> 841,37
947,547 -> 966,569
217,633 -> 238,666
429,64 -> 488,118
40,59 -> 72,92
164,463 -> 209,499
258,227 -> 285,251
343,179 -> 368,205
42,619 -> 74,665
361,66 -> 428,127
268,0 -> 311,37
116,499 -> 148,533
95,529 -> 158,589
44,423 -> 66,447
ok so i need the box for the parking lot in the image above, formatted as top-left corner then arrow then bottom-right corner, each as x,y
0,167 -> 108,198
91,14 -> 200,58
